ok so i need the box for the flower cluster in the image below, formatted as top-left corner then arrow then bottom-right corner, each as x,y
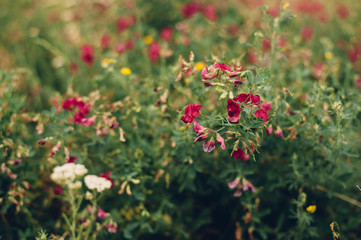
50,163 -> 88,189
84,175 -> 112,193
201,63 -> 244,87
228,177 -> 256,197
193,121 -> 225,153
180,104 -> 202,123
62,97 -> 95,126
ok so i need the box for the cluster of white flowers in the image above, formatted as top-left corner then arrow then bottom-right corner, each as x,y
50,163 -> 88,188
84,175 -> 112,193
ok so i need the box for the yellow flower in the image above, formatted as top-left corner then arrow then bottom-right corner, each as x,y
184,77 -> 192,85
101,58 -> 116,68
325,52 -> 333,60
120,67 -> 132,75
282,2 -> 290,9
143,35 -> 153,45
306,205 -> 316,213
195,62 -> 206,71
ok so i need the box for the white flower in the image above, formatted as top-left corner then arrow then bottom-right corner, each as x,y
84,175 -> 112,193
50,163 -> 88,187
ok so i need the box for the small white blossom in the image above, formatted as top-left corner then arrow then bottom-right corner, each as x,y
84,175 -> 112,193
50,163 -> 88,188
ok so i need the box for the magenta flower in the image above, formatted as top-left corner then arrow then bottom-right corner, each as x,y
260,102 -> 272,112
107,223 -> 118,233
242,179 -> 256,193
227,99 -> 241,123
81,116 -> 95,127
203,140 -> 215,153
201,65 -> 216,80
181,2 -> 201,19
228,177 -> 240,189
100,35 -> 111,50
202,4 -> 217,21
115,42 -> 127,55
148,42 -> 160,62
265,125 -> 273,135
160,27 -> 173,41
275,127 -> 284,139
181,104 -> 203,123
97,208 -> 109,219
301,26 -> 314,42
216,133 -> 226,150
254,109 -> 268,122
81,44 -> 94,66
54,185 -> 63,195
232,148 -> 250,161
214,63 -> 231,72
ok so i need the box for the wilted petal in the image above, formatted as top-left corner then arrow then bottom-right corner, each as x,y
216,133 -> 226,150
228,177 -> 240,189
193,121 -> 204,134
203,140 -> 215,153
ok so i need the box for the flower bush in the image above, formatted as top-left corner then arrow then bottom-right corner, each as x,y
1,0 -> 361,239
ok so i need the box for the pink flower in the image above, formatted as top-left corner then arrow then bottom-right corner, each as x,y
254,109 -> 268,122
357,77 -> 361,90
274,127 -> 284,139
148,42 -> 160,62
262,38 -> 271,52
181,2 -> 201,19
54,185 -> 63,195
62,97 -> 79,111
99,171 -> 114,188
193,121 -> 204,134
181,104 -> 203,123
81,116 -> 95,127
81,44 -> 94,66
216,133 -> 226,150
234,93 -> 251,104
115,42 -> 127,55
201,65 -> 216,80
242,179 -> 256,193
202,4 -> 217,21
233,187 -> 243,197
97,208 -> 109,219
228,177 -> 240,189
232,148 -> 249,161
265,125 -> 273,135
101,35 -> 111,50
248,51 -> 258,64
107,223 -> 118,233
214,63 -> 231,72
116,16 -> 135,32
260,102 -> 272,112
69,62 -> 78,74
160,27 -> 173,41
227,99 -> 241,123
203,140 -> 215,153
301,26 -> 314,42
268,5 -> 280,18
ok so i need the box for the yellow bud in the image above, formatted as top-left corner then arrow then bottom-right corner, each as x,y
195,62 -> 206,71
282,2 -> 290,9
101,58 -> 116,68
325,52 -> 333,60
306,205 -> 317,213
143,35 -> 153,45
120,67 -> 132,75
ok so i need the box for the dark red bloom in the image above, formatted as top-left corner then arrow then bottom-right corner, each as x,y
73,112 -> 86,124
202,4 -> 217,21
69,62 -> 78,74
181,104 -> 203,123
101,35 -> 111,50
81,44 -> 94,66
67,156 -> 78,163
254,109 -> 268,122
54,185 -> 63,195
160,27 -> 173,41
232,148 -> 249,161
234,93 -> 251,104
116,16 -> 135,32
99,171 -> 114,188
148,42 -> 160,62
347,48 -> 358,63
301,26 -> 314,42
336,4 -> 349,19
181,2 -> 201,19
260,102 -> 272,112
227,99 -> 241,123
62,97 -> 79,111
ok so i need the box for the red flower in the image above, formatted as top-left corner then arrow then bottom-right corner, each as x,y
101,35 -> 111,50
62,97 -> 79,111
262,38 -> 271,52
81,116 -> 95,127
347,48 -> 358,63
248,51 -> 258,64
274,127 -> 284,138
115,42 -> 127,55
116,16 -> 135,32
232,148 -> 249,161
181,104 -> 203,123
202,4 -> 217,21
265,125 -> 273,134
181,2 -> 201,19
99,171 -> 114,188
254,109 -> 268,122
301,26 -> 314,42
54,185 -> 63,195
214,63 -> 231,72
81,44 -> 94,66
148,42 -> 160,62
336,4 -> 349,19
234,93 -> 251,104
227,99 -> 241,123
268,5 -> 280,18
193,120 -> 204,134
67,156 -> 78,163
73,112 -> 86,124
69,62 -> 78,74
160,27 -> 173,41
